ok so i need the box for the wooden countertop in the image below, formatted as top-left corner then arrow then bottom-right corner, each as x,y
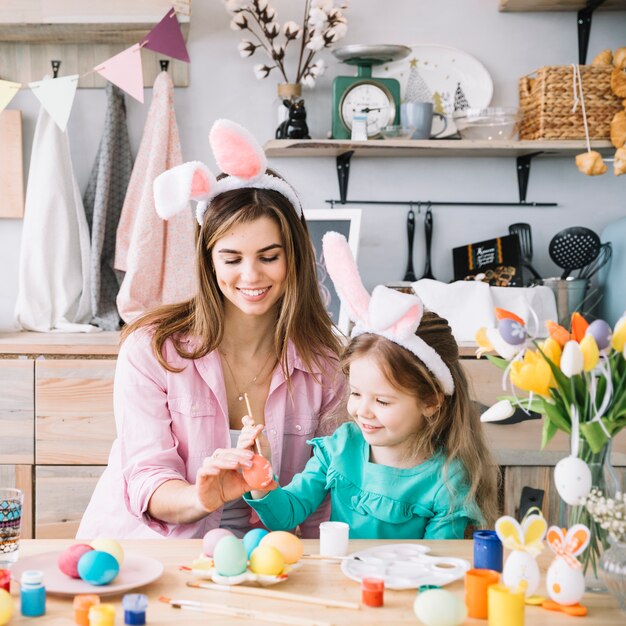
6,539 -> 623,625
0,331 -> 479,358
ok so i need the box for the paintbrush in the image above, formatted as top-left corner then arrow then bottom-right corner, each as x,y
186,580 -> 360,610
159,596 -> 334,626
242,392 -> 263,456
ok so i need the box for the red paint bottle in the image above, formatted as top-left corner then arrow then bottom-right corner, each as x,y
361,577 -> 384,607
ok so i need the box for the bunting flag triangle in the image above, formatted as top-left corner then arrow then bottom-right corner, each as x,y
28,75 -> 79,132
141,8 -> 190,63
0,80 -> 22,114
95,43 -> 144,103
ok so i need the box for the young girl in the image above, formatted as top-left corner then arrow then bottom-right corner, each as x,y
238,232 -> 499,539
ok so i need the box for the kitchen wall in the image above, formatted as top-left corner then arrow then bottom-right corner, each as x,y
1,0 -> 625,329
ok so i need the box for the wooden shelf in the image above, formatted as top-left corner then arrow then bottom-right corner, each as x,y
500,0 -> 626,11
264,138 -> 614,159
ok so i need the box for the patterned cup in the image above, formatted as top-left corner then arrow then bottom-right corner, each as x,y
0,488 -> 23,565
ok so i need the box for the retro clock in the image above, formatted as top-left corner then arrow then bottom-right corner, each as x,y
331,44 -> 411,140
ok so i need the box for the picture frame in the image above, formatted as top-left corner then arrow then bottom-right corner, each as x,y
303,208 -> 362,335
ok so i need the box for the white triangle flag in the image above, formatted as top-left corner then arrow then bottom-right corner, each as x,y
0,80 -> 22,113
29,75 -> 79,132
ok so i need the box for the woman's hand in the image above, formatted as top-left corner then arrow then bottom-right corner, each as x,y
194,448 -> 254,512
238,415 -> 272,461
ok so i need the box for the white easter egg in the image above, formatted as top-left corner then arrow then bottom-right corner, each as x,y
554,456 -> 592,506
547,558 -> 585,605
502,550 -> 540,597
413,589 -> 467,626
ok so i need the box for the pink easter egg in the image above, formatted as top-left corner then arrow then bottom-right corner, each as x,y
202,528 -> 234,557
58,543 -> 94,578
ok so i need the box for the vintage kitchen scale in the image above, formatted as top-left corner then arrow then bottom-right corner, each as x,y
331,44 -> 411,139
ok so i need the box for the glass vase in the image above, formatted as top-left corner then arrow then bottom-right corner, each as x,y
601,539 -> 626,613
558,438 -> 621,593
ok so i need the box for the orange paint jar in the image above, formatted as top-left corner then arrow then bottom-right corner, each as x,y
361,577 -> 384,607
73,594 -> 100,626
465,568 -> 499,619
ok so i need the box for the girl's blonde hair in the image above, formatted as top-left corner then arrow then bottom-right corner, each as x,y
340,311 -> 499,528
122,174 -> 342,379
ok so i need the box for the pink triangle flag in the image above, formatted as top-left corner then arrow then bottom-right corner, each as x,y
95,44 -> 144,103
28,75 -> 78,131
141,8 -> 190,63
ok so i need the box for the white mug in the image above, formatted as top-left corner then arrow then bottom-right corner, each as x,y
401,102 -> 448,139
319,521 -> 350,557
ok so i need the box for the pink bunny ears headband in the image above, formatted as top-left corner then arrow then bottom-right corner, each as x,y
322,232 -> 455,395
153,119 -> 302,225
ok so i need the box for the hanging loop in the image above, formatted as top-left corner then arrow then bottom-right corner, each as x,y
51,60 -> 61,78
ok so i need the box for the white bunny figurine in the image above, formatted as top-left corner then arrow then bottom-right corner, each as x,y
545,524 -> 590,610
495,513 -> 548,598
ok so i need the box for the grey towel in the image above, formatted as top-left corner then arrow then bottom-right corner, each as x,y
83,83 -> 133,330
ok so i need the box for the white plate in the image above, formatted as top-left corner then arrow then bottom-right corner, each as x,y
373,44 -> 493,138
11,551 -> 164,597
340,543 -> 470,590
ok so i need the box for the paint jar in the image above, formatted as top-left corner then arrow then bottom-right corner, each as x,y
73,594 -> 100,626
89,603 -> 115,626
123,593 -> 148,625
0,571 -> 9,593
20,570 -> 46,617
474,530 -> 503,572
488,584 -> 524,626
361,577 -> 384,607
465,568 -> 500,619
319,521 -> 350,557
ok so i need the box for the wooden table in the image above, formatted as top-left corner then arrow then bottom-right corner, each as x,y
5,539 -> 624,625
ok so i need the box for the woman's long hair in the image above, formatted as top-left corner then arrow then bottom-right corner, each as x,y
122,174 -> 342,379
340,312 -> 499,528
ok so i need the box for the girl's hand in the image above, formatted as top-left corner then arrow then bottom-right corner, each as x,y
238,416 -> 272,461
194,448 -> 254,512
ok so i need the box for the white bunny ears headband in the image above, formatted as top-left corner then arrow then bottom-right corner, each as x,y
322,232 -> 455,395
153,119 -> 302,225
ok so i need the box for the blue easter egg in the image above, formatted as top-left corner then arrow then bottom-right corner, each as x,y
586,319 -> 612,350
498,318 -> 527,345
243,528 -> 269,558
77,550 -> 120,585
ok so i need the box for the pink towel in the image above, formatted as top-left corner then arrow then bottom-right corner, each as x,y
115,71 -> 195,323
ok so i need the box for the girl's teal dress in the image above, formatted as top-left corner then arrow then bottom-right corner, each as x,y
244,422 -> 479,539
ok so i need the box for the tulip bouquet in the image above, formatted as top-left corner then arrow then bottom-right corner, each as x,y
477,309 -> 626,578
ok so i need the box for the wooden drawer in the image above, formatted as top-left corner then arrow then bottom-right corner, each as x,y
35,359 -> 116,464
0,359 -> 34,464
460,358 -> 503,408
35,465 -> 105,538
0,464 -> 33,539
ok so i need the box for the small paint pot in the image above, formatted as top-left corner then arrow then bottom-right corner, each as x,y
88,603 -> 115,626
465,568 -> 500,619
474,530 -> 503,572
73,594 -> 100,626
0,571 -> 9,594
488,584 -> 525,626
361,577 -> 384,607
319,521 -> 349,557
122,593 -> 148,625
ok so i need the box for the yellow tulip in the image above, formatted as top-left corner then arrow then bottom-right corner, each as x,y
580,334 -> 599,372
612,318 -> 626,352
475,327 -> 493,358
510,350 -> 552,397
540,337 -> 562,368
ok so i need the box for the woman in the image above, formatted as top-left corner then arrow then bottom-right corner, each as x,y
77,120 -> 344,539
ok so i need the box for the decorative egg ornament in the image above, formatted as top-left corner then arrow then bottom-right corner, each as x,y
554,456 -> 592,505
90,537 -> 124,566
77,550 -> 120,585
212,536 -> 248,577
242,528 -> 269,558
586,319 -> 612,351
58,543 -> 94,578
202,528 -> 234,557
260,531 -> 304,564
413,589 -> 467,626
242,454 -> 274,490
249,545 -> 285,575
498,317 -> 527,345
0,589 -> 13,626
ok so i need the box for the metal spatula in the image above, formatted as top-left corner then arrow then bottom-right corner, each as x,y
508,223 -> 541,283
548,226 -> 601,280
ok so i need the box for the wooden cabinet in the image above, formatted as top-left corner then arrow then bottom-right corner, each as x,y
0,358 -> 34,464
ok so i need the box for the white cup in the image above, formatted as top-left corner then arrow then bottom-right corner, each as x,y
319,521 -> 350,557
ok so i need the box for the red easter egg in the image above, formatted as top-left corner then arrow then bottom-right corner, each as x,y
242,454 -> 274,490
58,544 -> 94,578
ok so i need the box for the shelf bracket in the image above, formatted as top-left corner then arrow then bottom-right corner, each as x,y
577,0 -> 607,65
516,152 -> 543,204
336,151 -> 354,204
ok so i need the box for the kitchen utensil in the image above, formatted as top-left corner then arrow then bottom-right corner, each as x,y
508,223 -> 541,284
380,125 -> 416,140
453,107 -> 522,140
403,207 -> 417,281
420,204 -> 435,280
578,242 -> 612,280
548,226 -> 601,280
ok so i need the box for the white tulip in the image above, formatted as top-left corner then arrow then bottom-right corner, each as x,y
480,400 -> 515,423
561,340 -> 584,377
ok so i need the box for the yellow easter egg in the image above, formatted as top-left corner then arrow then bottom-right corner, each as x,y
90,538 -> 124,566
260,531 -> 303,564
0,589 -> 13,626
249,545 -> 285,576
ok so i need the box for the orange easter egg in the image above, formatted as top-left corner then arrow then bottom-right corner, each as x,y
242,454 -> 274,490
260,531 -> 304,564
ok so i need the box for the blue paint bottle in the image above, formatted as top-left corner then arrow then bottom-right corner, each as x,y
473,530 -> 503,572
123,594 -> 148,625
20,570 -> 46,617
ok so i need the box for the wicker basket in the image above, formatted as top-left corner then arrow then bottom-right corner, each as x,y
519,65 -> 622,140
